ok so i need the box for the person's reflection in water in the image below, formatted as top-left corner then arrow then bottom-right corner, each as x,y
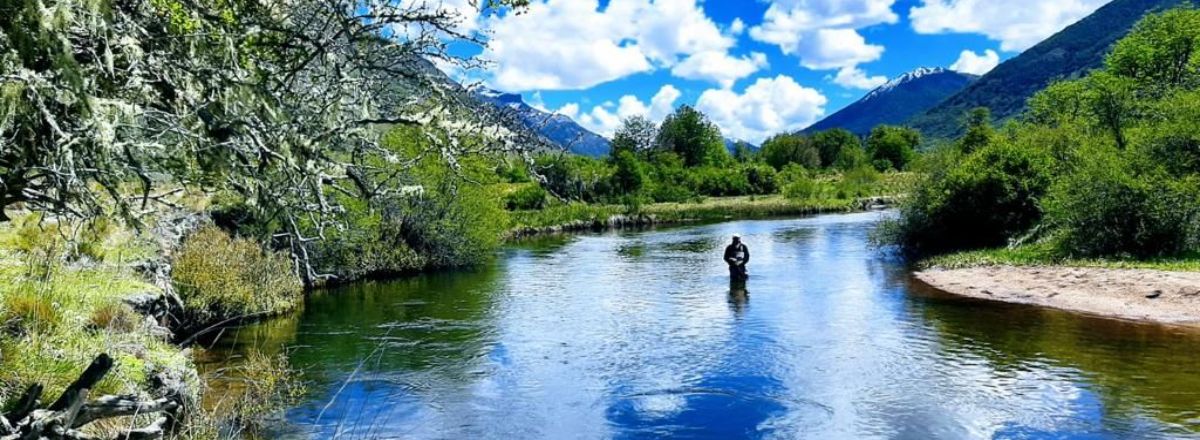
728,279 -> 749,317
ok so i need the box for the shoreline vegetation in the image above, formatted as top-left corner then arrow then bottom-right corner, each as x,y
882,8 -> 1200,327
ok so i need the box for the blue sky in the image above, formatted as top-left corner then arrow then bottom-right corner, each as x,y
435,0 -> 1111,143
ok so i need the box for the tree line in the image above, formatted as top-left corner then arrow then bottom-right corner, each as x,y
504,105 -> 920,210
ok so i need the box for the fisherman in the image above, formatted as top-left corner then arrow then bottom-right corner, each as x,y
723,235 -> 749,280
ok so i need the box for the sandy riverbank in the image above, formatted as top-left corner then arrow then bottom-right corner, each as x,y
914,266 -> 1200,325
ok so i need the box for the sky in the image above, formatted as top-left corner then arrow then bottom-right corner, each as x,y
431,0 -> 1112,144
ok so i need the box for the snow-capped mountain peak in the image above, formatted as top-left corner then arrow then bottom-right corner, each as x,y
864,67 -> 949,101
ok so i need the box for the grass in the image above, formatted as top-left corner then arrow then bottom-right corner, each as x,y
0,214 -> 197,416
922,243 -> 1200,272
172,225 -> 303,324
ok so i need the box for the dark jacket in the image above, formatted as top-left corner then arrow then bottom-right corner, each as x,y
724,243 -> 749,265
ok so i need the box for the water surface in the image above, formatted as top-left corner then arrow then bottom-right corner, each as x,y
207,212 -> 1200,439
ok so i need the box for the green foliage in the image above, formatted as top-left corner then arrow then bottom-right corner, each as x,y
172,226 -> 302,322
835,166 -> 882,199
783,174 -> 822,200
611,115 -> 658,156
1107,6 -> 1200,91
866,126 -> 919,171
811,129 -> 861,168
1046,151 -> 1200,257
885,140 -> 1054,255
732,142 -> 756,163
656,105 -> 731,167
760,133 -> 820,170
536,154 -> 614,202
610,149 -> 647,196
958,107 -> 995,154
505,184 -> 548,211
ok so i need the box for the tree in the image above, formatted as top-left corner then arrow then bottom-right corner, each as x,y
655,105 -> 729,167
958,107 -> 995,154
610,150 -> 646,196
866,126 -> 920,171
611,116 -> 658,157
760,133 -> 819,170
1107,6 -> 1200,91
732,142 -> 756,163
0,0 -> 530,281
811,129 -> 860,168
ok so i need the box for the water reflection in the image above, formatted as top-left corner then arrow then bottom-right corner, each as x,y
728,279 -> 749,317
208,211 -> 1200,439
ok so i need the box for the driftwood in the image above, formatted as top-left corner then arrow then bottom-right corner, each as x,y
0,354 -> 181,440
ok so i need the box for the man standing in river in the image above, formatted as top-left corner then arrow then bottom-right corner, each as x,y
724,235 -> 749,281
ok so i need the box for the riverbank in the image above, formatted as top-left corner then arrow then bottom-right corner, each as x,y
915,266 -> 1200,325
507,195 -> 893,238
916,246 -> 1200,326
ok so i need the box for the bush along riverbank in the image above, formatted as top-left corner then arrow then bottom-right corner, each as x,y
884,8 -> 1200,325
0,211 -> 303,438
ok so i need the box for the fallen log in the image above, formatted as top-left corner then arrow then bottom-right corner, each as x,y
0,354 -> 181,440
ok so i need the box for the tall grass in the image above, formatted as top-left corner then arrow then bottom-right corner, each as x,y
172,225 -> 303,324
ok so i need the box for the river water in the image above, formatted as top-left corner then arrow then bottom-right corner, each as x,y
205,211 -> 1200,439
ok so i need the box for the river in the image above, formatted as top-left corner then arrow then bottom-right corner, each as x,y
204,211 -> 1200,439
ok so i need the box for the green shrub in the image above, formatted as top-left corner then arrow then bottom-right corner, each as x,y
172,226 -> 302,323
395,183 -> 508,268
1047,154 -> 1200,258
504,184 -> 548,211
744,164 -> 779,194
884,141 -> 1054,255
783,174 -> 821,200
835,166 -> 880,198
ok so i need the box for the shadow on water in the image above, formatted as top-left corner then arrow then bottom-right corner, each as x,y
206,211 -> 1200,439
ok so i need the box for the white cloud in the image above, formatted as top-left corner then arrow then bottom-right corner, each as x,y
481,0 -> 650,91
729,18 -> 746,35
832,66 -> 887,89
564,85 -> 682,136
949,49 -> 1000,75
695,75 -> 827,144
749,0 -> 895,72
795,28 -> 885,70
479,0 -> 758,91
672,51 -> 768,88
909,0 -> 1109,52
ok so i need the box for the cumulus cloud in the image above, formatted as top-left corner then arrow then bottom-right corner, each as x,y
794,28 -> 885,70
563,85 -> 683,136
909,0 -> 1109,52
949,49 -> 1000,75
749,0 -> 895,70
672,51 -> 769,88
832,66 -> 887,89
695,75 -> 827,144
479,0 -> 761,91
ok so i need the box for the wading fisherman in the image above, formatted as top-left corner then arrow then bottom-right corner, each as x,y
724,235 -> 749,281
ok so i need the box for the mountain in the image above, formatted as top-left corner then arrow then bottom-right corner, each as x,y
473,88 -> 611,157
802,67 -> 977,136
908,0 -> 1194,139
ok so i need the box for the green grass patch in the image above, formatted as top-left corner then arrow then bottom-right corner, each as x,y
0,214 -> 196,411
923,243 -> 1200,272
